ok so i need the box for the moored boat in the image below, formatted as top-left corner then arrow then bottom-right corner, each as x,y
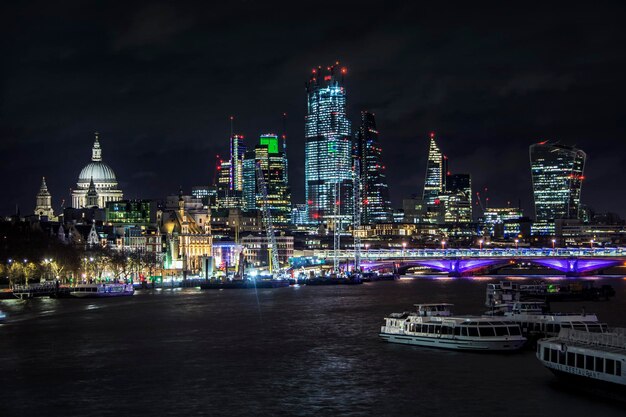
537,328 -> 626,390
485,301 -> 608,342
379,303 -> 526,351
69,283 -> 134,298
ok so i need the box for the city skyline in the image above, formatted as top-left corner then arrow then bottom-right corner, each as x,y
1,2 -> 626,218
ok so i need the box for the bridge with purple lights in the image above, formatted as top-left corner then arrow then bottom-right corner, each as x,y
312,248 -> 626,277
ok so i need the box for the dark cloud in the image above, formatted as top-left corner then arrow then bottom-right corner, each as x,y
1,1 -> 625,218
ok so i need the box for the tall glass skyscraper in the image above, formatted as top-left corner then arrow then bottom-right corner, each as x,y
230,134 -> 246,192
354,111 -> 392,224
422,132 -> 446,205
530,141 -> 586,235
242,134 -> 291,227
305,63 -> 353,226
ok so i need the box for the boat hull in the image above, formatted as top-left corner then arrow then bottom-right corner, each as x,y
379,333 -> 526,351
69,291 -> 134,298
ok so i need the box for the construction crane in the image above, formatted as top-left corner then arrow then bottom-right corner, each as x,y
256,161 -> 280,277
353,159 -> 362,273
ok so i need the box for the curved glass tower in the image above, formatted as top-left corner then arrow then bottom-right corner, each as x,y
304,63 -> 353,226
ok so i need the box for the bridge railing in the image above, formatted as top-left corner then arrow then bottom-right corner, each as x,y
313,247 -> 626,260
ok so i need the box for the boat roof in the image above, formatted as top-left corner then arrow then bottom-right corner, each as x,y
543,328 -> 626,352
414,303 -> 454,307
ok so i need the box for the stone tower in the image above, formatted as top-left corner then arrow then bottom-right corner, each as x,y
34,177 -> 55,219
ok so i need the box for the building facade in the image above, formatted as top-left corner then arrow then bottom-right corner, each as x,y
241,135 -> 291,227
530,141 -> 586,235
304,63 -> 353,227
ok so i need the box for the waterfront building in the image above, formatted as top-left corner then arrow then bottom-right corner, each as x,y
530,141 -> 586,235
304,63 -> 353,227
71,133 -> 123,208
354,111 -> 393,224
240,234 -> 294,267
158,191 -> 212,275
34,177 -> 56,220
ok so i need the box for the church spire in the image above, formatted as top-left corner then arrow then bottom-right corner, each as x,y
92,132 -> 102,162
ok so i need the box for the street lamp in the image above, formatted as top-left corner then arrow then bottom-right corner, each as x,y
365,244 -> 370,259
478,240 -> 483,250
441,240 -> 446,250
514,239 -> 519,250
402,242 -> 407,263
590,239 -> 594,250
551,239 -> 556,250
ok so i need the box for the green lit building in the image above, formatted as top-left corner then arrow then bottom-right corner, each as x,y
105,200 -> 154,225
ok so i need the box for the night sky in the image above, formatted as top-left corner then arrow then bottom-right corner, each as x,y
2,1 -> 625,218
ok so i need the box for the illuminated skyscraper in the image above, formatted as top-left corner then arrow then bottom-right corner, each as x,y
304,63 -> 353,226
354,111 -> 392,224
530,141 -> 586,235
241,134 -> 291,227
230,134 -> 246,192
422,132 -> 446,205
443,173 -> 472,223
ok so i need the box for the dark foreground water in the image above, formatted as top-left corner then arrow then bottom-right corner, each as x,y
1,276 -> 626,417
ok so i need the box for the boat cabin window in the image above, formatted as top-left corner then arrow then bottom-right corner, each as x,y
567,352 -> 575,366
606,359 -> 615,375
587,324 -> 603,333
508,326 -> 521,336
454,327 -> 461,336
543,347 -> 549,361
576,353 -> 584,368
461,327 -> 468,336
595,357 -> 604,373
616,361 -> 622,376
495,327 -> 508,336
585,355 -> 594,371
480,327 -> 495,337
468,327 -> 479,337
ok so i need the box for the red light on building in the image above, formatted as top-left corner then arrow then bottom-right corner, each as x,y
324,75 -> 332,81
341,67 -> 347,74
312,213 -> 319,219
312,69 -> 316,74
579,176 -> 586,180
307,200 -> 313,205
434,198 -> 441,205
430,132 -> 435,138
538,140 -> 548,145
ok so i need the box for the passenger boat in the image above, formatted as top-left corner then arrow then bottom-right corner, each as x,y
69,283 -> 134,298
486,301 -> 608,341
0,310 -> 6,322
537,328 -> 626,390
485,280 -> 615,308
379,303 -> 526,351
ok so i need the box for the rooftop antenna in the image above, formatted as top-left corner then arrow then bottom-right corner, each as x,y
229,115 -> 234,138
282,112 -> 288,184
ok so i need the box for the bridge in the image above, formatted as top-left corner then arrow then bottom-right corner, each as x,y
311,247 -> 626,277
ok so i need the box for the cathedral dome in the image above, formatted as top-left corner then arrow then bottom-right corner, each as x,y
78,162 -> 117,184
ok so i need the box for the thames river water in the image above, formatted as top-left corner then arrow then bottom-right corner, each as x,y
1,276 -> 626,417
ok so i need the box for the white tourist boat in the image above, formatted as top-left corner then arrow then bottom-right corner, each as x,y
0,310 -> 6,322
70,283 -> 134,298
537,328 -> 626,389
379,303 -> 526,351
486,301 -> 607,340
